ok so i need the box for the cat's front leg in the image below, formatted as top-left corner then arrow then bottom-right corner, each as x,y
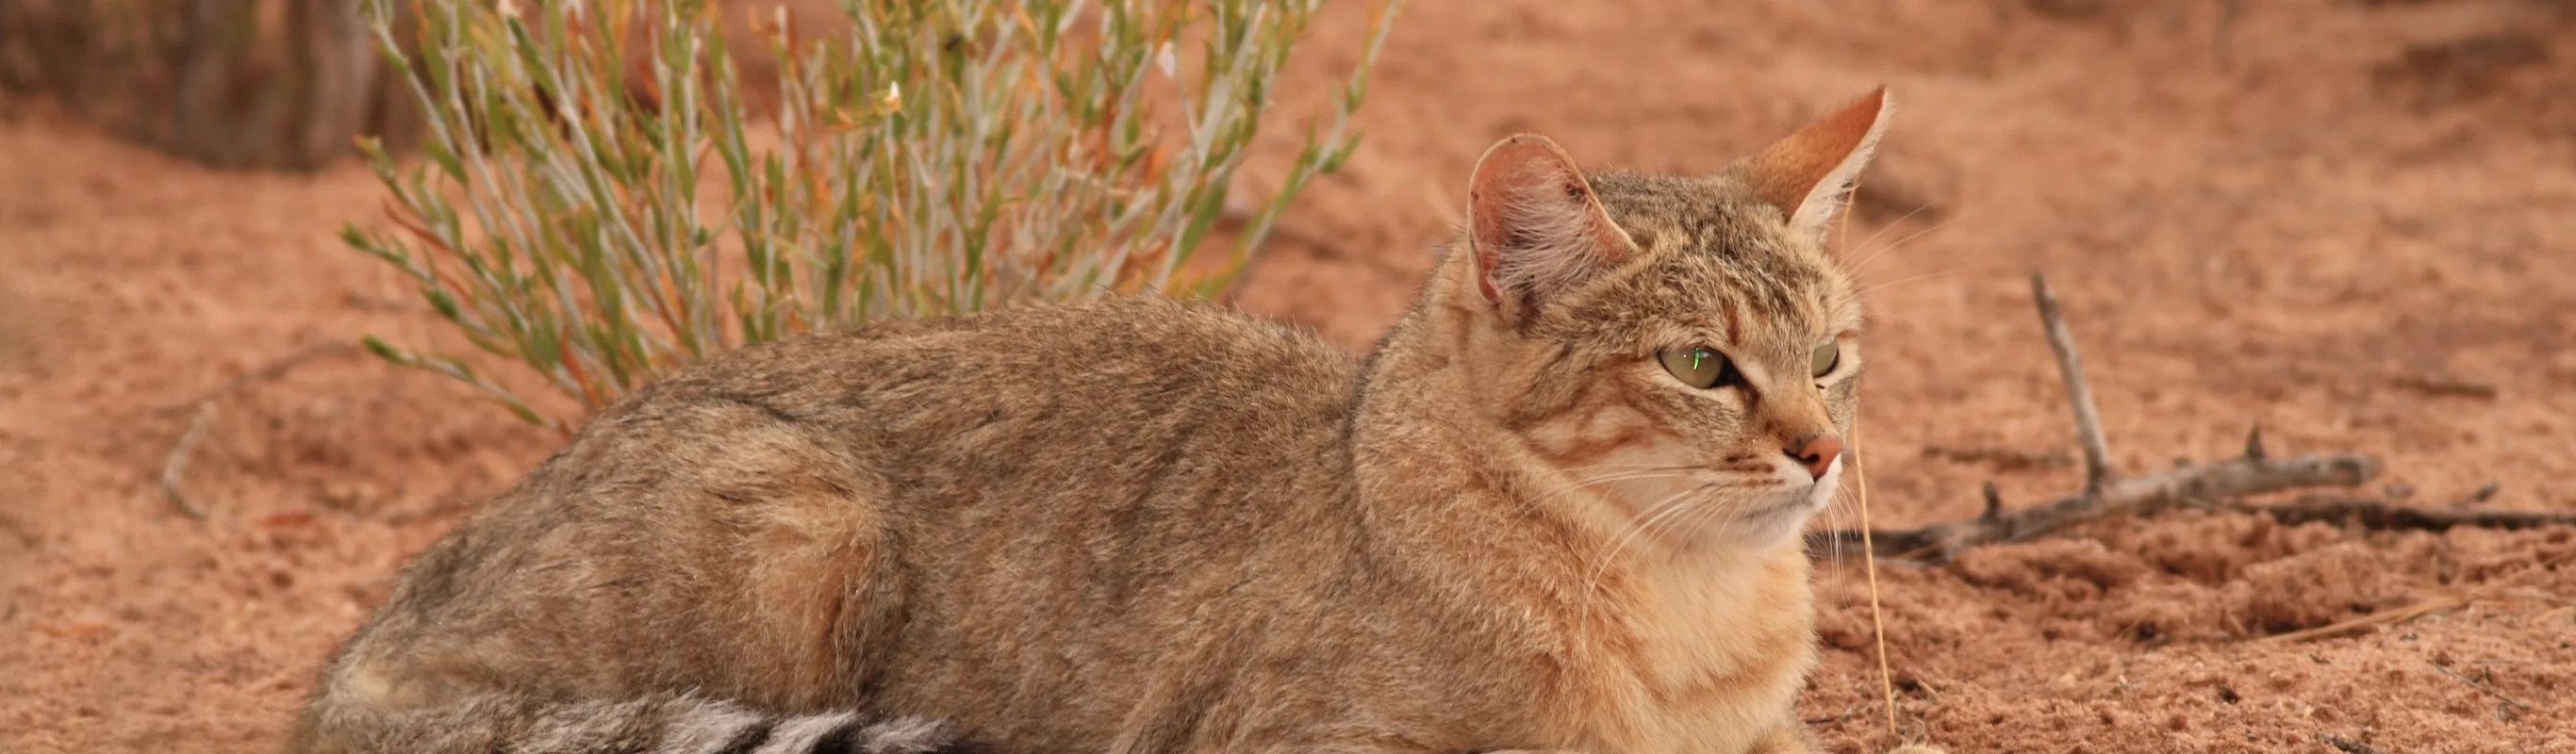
1745,726 -> 1947,754
1746,724 -> 1815,754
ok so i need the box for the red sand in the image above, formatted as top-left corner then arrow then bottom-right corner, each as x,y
4,1 -> 2572,751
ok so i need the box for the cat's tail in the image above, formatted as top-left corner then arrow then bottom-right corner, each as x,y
289,689 -> 966,754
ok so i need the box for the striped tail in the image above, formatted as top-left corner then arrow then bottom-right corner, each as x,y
290,690 -> 968,754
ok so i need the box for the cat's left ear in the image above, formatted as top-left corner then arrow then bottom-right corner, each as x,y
1731,87 -> 1892,245
1466,134 -> 1637,326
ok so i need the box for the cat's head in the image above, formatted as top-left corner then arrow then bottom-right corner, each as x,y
1436,89 -> 1890,550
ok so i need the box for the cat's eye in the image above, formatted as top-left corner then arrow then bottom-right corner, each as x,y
1659,346 -> 1742,390
1810,339 -> 1841,379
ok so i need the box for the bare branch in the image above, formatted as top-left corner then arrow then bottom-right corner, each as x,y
2237,496 -> 2576,532
1805,274 -> 2556,564
2031,273 -> 2115,497
1810,450 -> 2379,562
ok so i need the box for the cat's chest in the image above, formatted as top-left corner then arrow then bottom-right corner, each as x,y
1562,552 -> 1816,754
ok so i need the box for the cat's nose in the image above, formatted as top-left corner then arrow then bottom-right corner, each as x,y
1788,435 -> 1843,481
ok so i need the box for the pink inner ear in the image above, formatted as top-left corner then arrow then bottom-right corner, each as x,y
1474,235 -> 1506,304
1465,135 -> 1628,309
1469,141 -> 1575,250
1467,139 -> 1570,304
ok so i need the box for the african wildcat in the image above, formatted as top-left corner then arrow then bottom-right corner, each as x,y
294,88 -> 1924,754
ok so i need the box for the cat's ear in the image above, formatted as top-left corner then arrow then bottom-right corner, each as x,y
1732,87 -> 1891,245
1466,134 -> 1636,324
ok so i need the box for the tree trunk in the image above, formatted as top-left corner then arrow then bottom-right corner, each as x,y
0,0 -> 417,172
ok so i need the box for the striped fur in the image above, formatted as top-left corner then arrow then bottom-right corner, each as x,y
290,691 -> 962,754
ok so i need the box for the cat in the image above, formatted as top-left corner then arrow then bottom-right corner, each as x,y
292,87 -> 1940,754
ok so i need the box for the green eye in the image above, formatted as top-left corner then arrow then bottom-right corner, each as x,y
1659,346 -> 1741,389
1811,339 -> 1841,379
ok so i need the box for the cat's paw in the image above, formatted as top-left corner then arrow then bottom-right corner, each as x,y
1887,746 -> 1948,754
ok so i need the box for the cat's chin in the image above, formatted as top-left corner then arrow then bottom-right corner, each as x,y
1636,490 -> 1821,554
1720,494 -> 1829,550
1705,463 -> 1845,551
1592,465 -> 1843,553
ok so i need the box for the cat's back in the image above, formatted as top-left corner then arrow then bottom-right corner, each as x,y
541,295 -> 1367,547
620,297 -> 1360,461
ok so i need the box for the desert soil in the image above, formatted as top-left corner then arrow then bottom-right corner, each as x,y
5,0 -> 2574,752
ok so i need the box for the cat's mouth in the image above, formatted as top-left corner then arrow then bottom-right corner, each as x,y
1702,477 -> 1839,549
1733,455 -> 1843,524
1587,458 -> 1843,541
1799,455 -> 1845,511
1755,483 -> 1835,519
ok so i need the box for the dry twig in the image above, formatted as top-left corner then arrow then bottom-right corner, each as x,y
1811,274 -> 2380,562
1808,274 -> 2555,564
1814,429 -> 2378,561
2031,274 -> 2116,498
156,341 -> 357,414
1921,445 -> 2072,472
2390,375 -> 2498,400
2323,735 -> 2395,754
2427,660 -> 2532,715
161,402 -> 218,522
2227,496 -> 2576,532
2214,0 -> 2246,67
150,342 -> 357,523
2256,595 -> 2469,646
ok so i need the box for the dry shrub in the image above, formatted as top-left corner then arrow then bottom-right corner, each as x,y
344,0 -> 1396,429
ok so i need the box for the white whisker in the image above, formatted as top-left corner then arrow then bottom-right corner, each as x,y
1573,484 -> 1715,628
1846,215 -> 1956,277
1855,267 -> 1968,298
1842,204 -> 1941,273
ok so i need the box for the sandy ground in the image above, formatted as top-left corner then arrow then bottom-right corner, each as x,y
5,0 -> 2575,751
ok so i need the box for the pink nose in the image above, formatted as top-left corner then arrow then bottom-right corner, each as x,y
1790,436 -> 1843,481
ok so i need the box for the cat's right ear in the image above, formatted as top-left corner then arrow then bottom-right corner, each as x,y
1466,134 -> 1635,327
1731,87 -> 1891,246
